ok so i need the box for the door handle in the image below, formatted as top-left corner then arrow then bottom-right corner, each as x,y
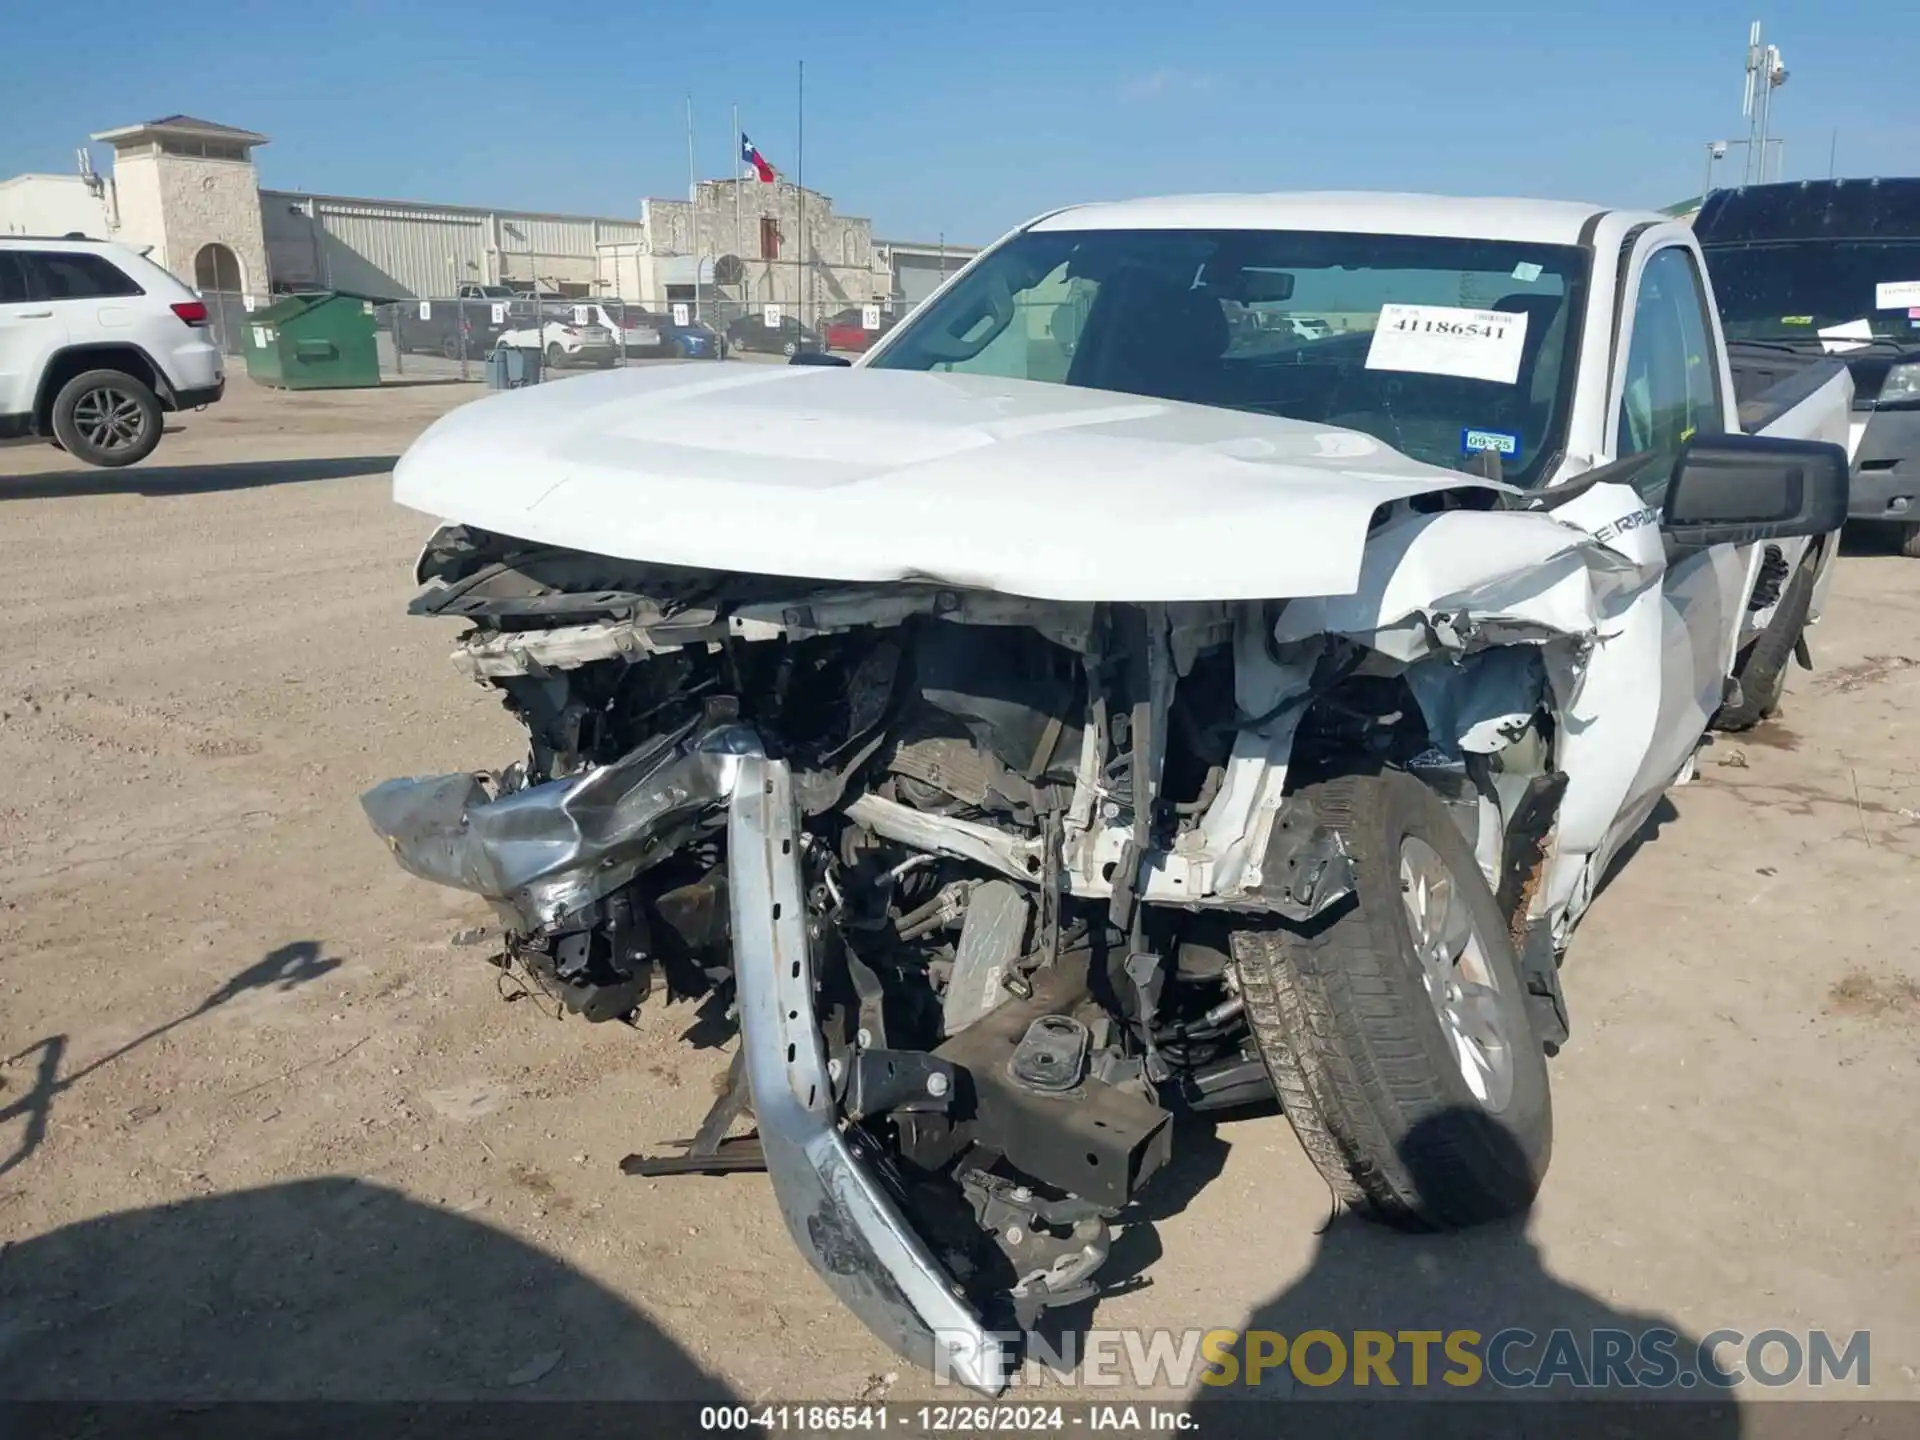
11,310 -> 53,318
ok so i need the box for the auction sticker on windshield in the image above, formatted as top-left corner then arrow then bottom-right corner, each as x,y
1366,303 -> 1529,385
1875,280 -> 1920,310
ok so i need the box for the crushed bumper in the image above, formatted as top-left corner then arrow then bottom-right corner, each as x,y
360,723 -> 754,928
728,738 -> 1009,1396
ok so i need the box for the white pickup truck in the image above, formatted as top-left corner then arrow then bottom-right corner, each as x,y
365,192 -> 1851,1391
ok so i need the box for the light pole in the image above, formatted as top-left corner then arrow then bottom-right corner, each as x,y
1702,137 -> 1783,198
1703,140 -> 1728,201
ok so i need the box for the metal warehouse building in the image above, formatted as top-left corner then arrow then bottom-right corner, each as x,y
1,114 -> 977,314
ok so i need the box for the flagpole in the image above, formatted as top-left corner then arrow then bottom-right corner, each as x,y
733,102 -> 742,310
796,59 -> 805,326
687,95 -> 700,324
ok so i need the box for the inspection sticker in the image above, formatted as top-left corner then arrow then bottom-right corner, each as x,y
1875,279 -> 1920,310
1511,261 -> 1544,283
1462,427 -> 1521,460
1366,303 -> 1529,385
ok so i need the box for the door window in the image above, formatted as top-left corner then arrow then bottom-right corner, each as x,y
1615,246 -> 1723,498
0,253 -> 29,304
27,250 -> 145,300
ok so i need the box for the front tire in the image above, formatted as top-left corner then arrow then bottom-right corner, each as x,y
1715,546 -> 1817,731
51,369 -> 162,468
1231,770 -> 1552,1229
1898,523 -> 1920,559
782,339 -> 798,357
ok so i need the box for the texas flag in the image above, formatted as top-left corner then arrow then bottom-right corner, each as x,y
741,133 -> 776,183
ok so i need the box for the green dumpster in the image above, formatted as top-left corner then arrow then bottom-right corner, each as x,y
239,291 -> 384,390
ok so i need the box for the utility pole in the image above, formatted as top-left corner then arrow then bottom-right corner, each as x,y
1756,44 -> 1783,182
1741,23 -> 1788,184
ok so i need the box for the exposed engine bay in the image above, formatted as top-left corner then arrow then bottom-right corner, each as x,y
363,518 -> 1585,1375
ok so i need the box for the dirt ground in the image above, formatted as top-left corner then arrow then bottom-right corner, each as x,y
1,376 -> 1916,1411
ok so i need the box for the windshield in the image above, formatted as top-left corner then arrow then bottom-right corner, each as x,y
869,227 -> 1589,485
1706,240 -> 1920,344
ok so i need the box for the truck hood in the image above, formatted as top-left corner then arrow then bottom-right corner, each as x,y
393,364 -> 1497,602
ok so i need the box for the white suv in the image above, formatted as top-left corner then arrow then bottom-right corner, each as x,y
494,306 -> 618,370
0,237 -> 225,467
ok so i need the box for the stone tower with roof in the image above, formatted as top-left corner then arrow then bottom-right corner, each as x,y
90,115 -> 271,297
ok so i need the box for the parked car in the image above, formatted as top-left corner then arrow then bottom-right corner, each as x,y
555,301 -> 644,359
367,192 -> 1849,1394
1696,177 -> 1920,556
1285,314 -> 1333,340
397,299 -> 511,360
493,314 -> 617,369
821,306 -> 898,352
0,236 -> 224,467
656,312 -> 724,359
724,311 -> 822,356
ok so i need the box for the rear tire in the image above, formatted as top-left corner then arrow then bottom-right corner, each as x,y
51,369 -> 162,468
1714,547 -> 1817,731
545,343 -> 565,370
1231,770 -> 1552,1229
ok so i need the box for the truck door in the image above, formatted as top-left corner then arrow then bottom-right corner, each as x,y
1598,238 -> 1754,859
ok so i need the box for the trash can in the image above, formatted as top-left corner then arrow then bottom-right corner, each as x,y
485,345 -> 536,390
239,291 -> 384,390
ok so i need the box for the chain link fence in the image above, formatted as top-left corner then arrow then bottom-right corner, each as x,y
199,287 -> 932,388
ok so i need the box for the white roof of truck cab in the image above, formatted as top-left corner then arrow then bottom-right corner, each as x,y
1029,192 -> 1662,247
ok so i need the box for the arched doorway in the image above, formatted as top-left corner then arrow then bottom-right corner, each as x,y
192,243 -> 247,357
193,242 -> 245,293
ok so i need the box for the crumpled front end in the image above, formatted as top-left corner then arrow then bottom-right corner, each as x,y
361,497 -> 1637,1388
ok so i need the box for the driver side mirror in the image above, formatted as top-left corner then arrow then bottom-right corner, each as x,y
1662,433 -> 1849,547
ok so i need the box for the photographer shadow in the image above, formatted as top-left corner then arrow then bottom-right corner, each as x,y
1188,1107 -> 1744,1440
0,1176 -> 736,1427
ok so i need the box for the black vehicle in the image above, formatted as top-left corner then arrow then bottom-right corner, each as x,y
1696,178 -> 1920,555
396,299 -> 513,361
724,311 -> 823,357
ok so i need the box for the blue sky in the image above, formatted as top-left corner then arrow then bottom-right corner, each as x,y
2,0 -> 1913,243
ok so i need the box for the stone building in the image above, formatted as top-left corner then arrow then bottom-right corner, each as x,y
0,112 -> 975,323
0,115 -> 271,300
641,177 -> 894,313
